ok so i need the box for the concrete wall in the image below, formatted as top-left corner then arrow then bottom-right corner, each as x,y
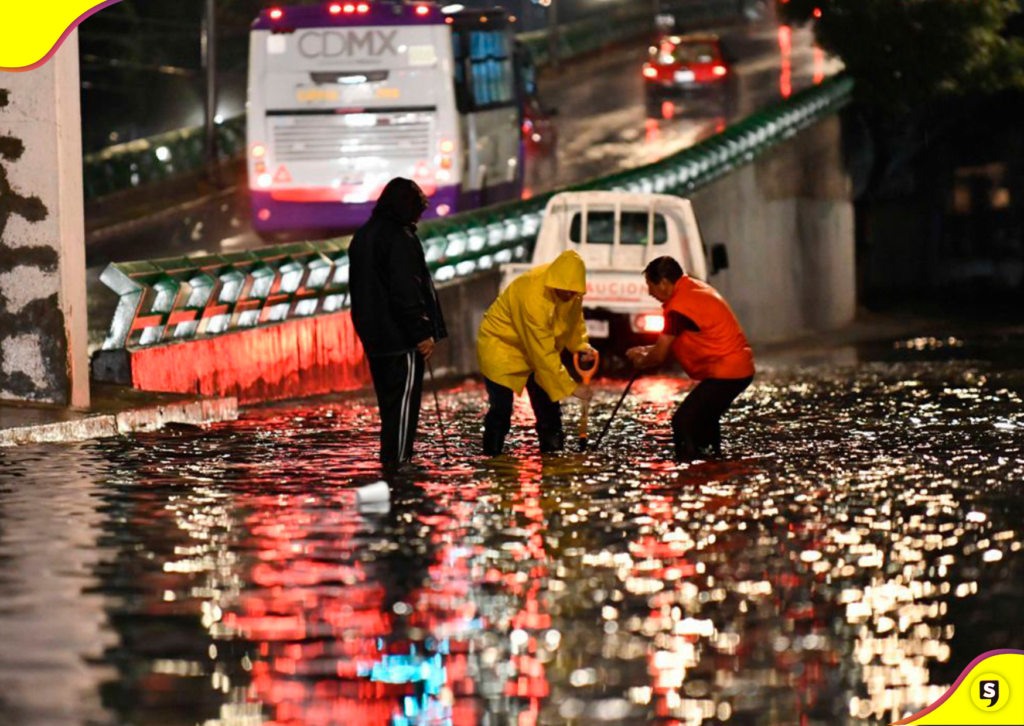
0,34 -> 89,406
693,113 -> 856,343
433,271 -> 502,378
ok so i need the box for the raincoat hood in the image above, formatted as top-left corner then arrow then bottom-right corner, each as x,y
372,177 -> 429,226
544,250 -> 587,294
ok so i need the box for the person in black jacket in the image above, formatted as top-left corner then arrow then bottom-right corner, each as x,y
349,178 -> 448,467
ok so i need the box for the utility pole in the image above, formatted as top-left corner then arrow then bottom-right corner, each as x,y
546,0 -> 559,71
201,0 -> 218,177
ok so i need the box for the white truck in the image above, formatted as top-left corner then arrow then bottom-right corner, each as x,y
500,191 -> 728,351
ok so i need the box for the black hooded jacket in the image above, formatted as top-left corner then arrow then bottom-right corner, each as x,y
348,178 -> 447,357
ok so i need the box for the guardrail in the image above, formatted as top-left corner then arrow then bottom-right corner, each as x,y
97,75 -> 853,355
99,241 -> 350,351
82,0 -> 755,201
83,116 -> 246,201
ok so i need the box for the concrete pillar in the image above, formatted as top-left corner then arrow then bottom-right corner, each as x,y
0,32 -> 89,407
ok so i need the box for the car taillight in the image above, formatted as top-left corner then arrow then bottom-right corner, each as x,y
643,64 -> 658,79
712,64 -> 727,77
638,314 -> 665,334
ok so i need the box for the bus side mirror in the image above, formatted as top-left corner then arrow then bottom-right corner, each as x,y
710,243 -> 729,274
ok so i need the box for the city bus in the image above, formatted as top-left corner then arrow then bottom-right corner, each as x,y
246,2 -> 524,235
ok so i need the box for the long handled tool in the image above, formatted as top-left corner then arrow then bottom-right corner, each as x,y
426,358 -> 451,459
573,349 -> 601,451
591,370 -> 641,452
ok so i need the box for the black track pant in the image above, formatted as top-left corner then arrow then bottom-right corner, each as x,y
368,351 -> 424,466
483,375 -> 564,455
673,376 -> 753,460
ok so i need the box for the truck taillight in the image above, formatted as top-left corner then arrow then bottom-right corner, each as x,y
257,173 -> 273,189
251,143 -> 266,158
643,64 -> 658,79
638,314 -> 665,333
415,5 -> 430,16
269,7 -> 284,20
357,3 -> 369,12
712,64 -> 727,77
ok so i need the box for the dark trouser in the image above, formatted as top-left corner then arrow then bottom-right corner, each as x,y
483,375 -> 564,455
368,351 -> 425,466
673,376 -> 753,460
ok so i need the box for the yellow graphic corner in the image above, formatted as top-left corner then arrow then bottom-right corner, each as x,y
0,1 -> 124,72
893,651 -> 1024,725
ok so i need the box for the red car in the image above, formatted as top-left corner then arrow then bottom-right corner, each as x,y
643,33 -> 730,115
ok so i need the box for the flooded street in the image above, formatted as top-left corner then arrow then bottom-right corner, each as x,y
2,327 -> 1023,726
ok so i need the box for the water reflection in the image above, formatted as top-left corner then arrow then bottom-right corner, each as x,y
1,341 -> 1023,725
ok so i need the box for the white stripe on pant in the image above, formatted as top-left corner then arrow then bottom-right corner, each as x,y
397,351 -> 414,460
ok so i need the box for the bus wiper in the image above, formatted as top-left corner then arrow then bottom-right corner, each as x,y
311,71 -> 389,85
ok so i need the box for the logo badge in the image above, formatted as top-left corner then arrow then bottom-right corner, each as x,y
970,673 -> 1010,712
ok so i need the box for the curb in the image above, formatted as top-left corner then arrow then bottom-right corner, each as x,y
0,396 -> 239,447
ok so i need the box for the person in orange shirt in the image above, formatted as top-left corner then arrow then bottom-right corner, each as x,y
626,256 -> 755,461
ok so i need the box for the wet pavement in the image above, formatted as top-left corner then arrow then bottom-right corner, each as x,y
2,324 -> 1022,726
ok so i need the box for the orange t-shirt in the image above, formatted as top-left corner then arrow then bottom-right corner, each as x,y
664,276 -> 755,380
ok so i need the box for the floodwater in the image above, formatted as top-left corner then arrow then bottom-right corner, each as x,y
1,329 -> 1023,726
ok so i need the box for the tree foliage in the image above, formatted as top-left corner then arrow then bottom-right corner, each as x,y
781,0 -> 1024,116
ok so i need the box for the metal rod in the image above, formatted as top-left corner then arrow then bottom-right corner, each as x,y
201,0 -> 219,175
592,371 -> 640,451
427,358 -> 451,459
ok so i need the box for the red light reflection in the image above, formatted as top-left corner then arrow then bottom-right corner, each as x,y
778,26 -> 793,99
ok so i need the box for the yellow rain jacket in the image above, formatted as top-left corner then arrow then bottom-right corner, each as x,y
477,250 -> 589,402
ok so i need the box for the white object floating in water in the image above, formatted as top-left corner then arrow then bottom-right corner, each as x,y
355,481 -> 390,506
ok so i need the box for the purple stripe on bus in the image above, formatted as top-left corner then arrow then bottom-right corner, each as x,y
250,185 -> 462,234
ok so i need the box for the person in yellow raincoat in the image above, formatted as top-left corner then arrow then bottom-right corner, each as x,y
477,250 -> 596,455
